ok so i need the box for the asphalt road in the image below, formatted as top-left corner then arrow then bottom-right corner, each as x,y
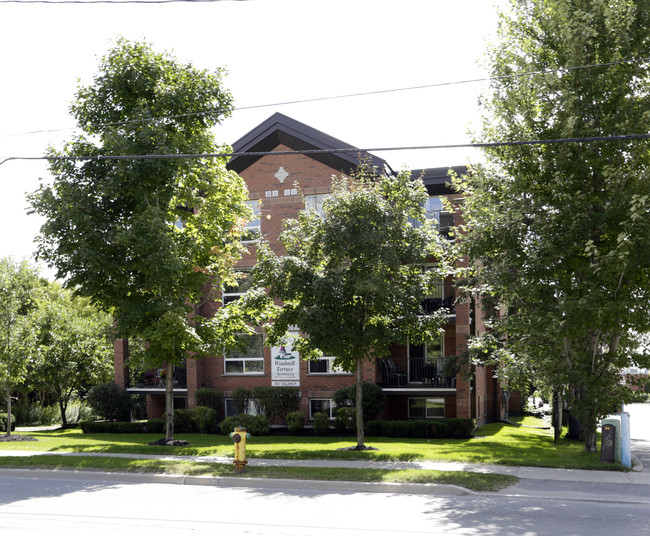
1,474 -> 649,536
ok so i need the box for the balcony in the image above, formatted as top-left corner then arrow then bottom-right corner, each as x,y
127,366 -> 187,392
421,295 -> 455,316
379,357 -> 456,391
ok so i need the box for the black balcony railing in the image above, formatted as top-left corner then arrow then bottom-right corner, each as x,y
379,357 -> 456,389
421,296 -> 455,315
129,366 -> 187,389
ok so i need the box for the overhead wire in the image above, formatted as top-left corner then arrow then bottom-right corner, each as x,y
1,56 -> 649,140
2,133 -> 650,167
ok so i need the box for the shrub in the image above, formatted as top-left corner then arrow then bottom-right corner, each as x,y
286,411 -> 305,434
195,388 -> 224,420
0,413 -> 15,432
86,382 -> 131,422
312,411 -> 330,435
333,382 -> 386,423
192,406 -> 218,434
146,418 -> 165,434
251,386 -> 301,423
231,388 -> 252,415
79,420 -> 147,433
334,406 -> 356,433
444,418 -> 475,438
365,418 -> 471,439
173,409 -> 198,433
220,413 -> 270,436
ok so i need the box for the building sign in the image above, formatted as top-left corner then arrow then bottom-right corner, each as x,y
271,337 -> 300,387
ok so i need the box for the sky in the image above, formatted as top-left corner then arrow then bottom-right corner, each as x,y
0,0 -> 503,279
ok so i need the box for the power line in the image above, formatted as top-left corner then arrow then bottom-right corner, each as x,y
2,56 -> 649,140
0,0 -> 246,3
3,133 -> 649,167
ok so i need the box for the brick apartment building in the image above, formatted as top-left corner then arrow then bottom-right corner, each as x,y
114,113 -> 515,426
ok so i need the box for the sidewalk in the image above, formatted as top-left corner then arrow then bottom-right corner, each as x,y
3,448 -> 650,502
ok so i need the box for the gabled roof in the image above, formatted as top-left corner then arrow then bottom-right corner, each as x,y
227,112 -> 387,175
411,166 -> 466,196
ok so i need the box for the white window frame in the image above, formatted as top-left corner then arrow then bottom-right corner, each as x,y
224,398 -> 258,417
304,194 -> 329,217
224,332 -> 264,375
222,269 -> 253,306
242,199 -> 261,242
408,397 -> 445,419
308,356 -> 348,375
309,398 -> 335,419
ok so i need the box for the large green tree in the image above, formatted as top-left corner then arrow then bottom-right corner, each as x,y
0,258 -> 41,436
32,285 -> 113,427
455,0 -> 650,451
247,166 -> 451,448
30,39 -> 250,443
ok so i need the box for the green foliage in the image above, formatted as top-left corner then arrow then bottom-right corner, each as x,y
454,0 -> 650,452
231,388 -> 252,415
86,382 -> 131,422
312,411 -> 331,435
29,39 -> 250,442
249,163 -> 451,447
31,284 -> 114,426
194,388 -> 224,419
146,418 -> 166,434
0,258 -> 43,431
192,406 -> 218,434
333,382 -> 386,422
334,407 -> 356,433
220,414 -> 270,436
365,418 -> 474,439
173,409 -> 197,433
0,413 -> 15,432
286,411 -> 305,434
251,386 -> 301,423
80,420 -> 148,434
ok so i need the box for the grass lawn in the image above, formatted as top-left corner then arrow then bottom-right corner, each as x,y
0,455 -> 517,492
1,416 -> 618,469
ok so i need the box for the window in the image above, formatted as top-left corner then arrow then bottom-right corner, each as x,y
408,336 -> 445,384
222,270 -> 254,306
304,194 -> 329,217
224,333 -> 264,374
225,398 -> 258,417
309,398 -> 335,419
242,200 -> 261,242
308,356 -> 347,374
408,397 -> 445,418
409,196 -> 453,231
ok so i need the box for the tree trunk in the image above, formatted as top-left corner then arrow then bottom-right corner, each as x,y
59,395 -> 68,428
552,390 -> 563,443
5,383 -> 11,437
355,358 -> 364,449
165,361 -> 174,443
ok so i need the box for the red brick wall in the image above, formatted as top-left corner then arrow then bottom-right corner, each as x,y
114,339 -> 128,389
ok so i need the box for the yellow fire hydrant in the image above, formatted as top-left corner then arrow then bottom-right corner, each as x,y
229,426 -> 251,473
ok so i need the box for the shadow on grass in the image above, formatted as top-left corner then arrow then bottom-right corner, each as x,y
3,422 -> 620,471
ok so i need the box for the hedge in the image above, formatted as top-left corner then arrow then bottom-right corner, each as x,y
79,406 -> 218,435
220,413 -> 270,436
365,418 -> 474,439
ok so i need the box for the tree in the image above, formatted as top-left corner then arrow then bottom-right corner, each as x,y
32,284 -> 113,426
248,165 -> 451,449
454,0 -> 650,451
0,258 -> 41,436
29,39 -> 250,443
